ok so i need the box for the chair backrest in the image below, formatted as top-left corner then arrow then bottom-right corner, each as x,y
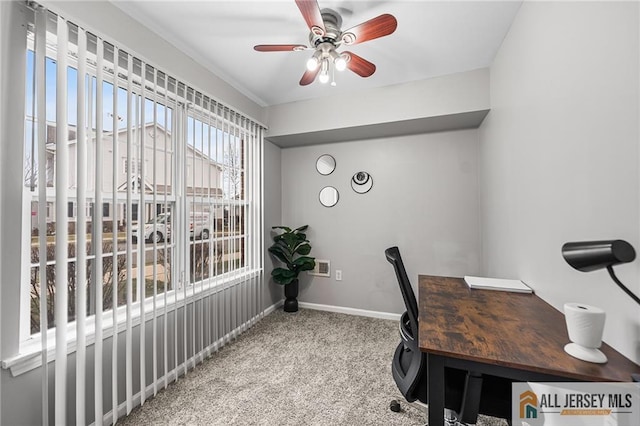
385,246 -> 419,338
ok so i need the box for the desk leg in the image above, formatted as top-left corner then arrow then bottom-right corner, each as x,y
427,354 -> 445,426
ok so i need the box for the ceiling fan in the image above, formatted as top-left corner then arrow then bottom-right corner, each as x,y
254,0 -> 398,86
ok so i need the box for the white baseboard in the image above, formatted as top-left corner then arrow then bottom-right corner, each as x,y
264,299 -> 284,316
298,301 -> 401,321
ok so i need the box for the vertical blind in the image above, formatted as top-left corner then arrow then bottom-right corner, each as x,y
26,4 -> 265,425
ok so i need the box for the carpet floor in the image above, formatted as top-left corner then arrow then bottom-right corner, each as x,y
119,308 -> 509,425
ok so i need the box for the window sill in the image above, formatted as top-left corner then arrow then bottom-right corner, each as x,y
2,267 -> 262,376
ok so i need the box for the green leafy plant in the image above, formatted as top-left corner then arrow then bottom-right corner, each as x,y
268,225 -> 316,285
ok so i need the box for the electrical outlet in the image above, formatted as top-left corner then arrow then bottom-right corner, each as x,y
336,270 -> 342,281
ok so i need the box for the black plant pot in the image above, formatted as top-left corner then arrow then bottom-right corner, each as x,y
283,279 -> 299,313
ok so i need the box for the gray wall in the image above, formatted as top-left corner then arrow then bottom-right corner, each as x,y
264,140 -> 284,305
281,130 -> 482,314
266,68 -> 489,139
479,1 -> 640,363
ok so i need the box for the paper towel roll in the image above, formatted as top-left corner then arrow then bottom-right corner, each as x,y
563,302 -> 607,363
564,302 -> 606,349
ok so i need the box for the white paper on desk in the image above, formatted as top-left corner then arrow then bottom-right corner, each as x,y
463,276 -> 533,293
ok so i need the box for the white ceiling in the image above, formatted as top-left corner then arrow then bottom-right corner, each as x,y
113,1 -> 522,107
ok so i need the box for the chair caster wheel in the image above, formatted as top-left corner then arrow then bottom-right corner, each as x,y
390,400 -> 401,412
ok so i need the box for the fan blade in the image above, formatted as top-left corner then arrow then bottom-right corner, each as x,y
341,14 -> 398,46
295,0 -> 325,35
254,44 -> 307,52
343,52 -> 376,77
299,67 -> 320,86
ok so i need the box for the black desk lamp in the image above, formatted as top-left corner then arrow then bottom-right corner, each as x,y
561,240 -> 639,306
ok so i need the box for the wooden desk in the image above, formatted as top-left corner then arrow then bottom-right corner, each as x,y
418,275 -> 640,426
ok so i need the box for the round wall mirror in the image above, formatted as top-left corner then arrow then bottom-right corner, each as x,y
316,154 -> 336,175
351,171 -> 373,194
319,186 -> 339,207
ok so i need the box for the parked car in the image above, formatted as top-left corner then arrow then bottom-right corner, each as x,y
133,213 -> 171,243
132,212 -> 212,243
189,211 -> 212,240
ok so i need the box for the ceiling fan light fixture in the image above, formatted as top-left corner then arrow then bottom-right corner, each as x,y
328,49 -> 347,72
306,50 -> 322,71
319,58 -> 330,84
306,57 -> 319,71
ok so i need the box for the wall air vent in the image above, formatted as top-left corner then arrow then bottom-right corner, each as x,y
308,259 -> 330,277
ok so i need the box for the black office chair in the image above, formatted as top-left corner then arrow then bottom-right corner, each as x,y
386,246 -> 512,425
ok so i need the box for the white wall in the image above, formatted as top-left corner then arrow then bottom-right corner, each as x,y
281,129 -> 482,314
479,1 -> 640,363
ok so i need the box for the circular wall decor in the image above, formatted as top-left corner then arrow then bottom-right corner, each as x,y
316,154 -> 336,175
319,186 -> 339,207
351,171 -> 373,194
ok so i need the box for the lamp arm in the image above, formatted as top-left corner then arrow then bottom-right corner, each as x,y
606,266 -> 640,306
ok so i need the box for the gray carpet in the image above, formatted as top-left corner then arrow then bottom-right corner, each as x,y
120,308 -> 508,425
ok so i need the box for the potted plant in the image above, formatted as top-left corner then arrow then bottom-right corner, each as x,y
268,225 -> 316,312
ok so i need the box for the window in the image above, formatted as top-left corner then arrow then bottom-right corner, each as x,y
25,41 -> 178,334
12,5 -> 265,425
23,11 -> 263,336
185,111 -> 247,284
122,158 -> 143,175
